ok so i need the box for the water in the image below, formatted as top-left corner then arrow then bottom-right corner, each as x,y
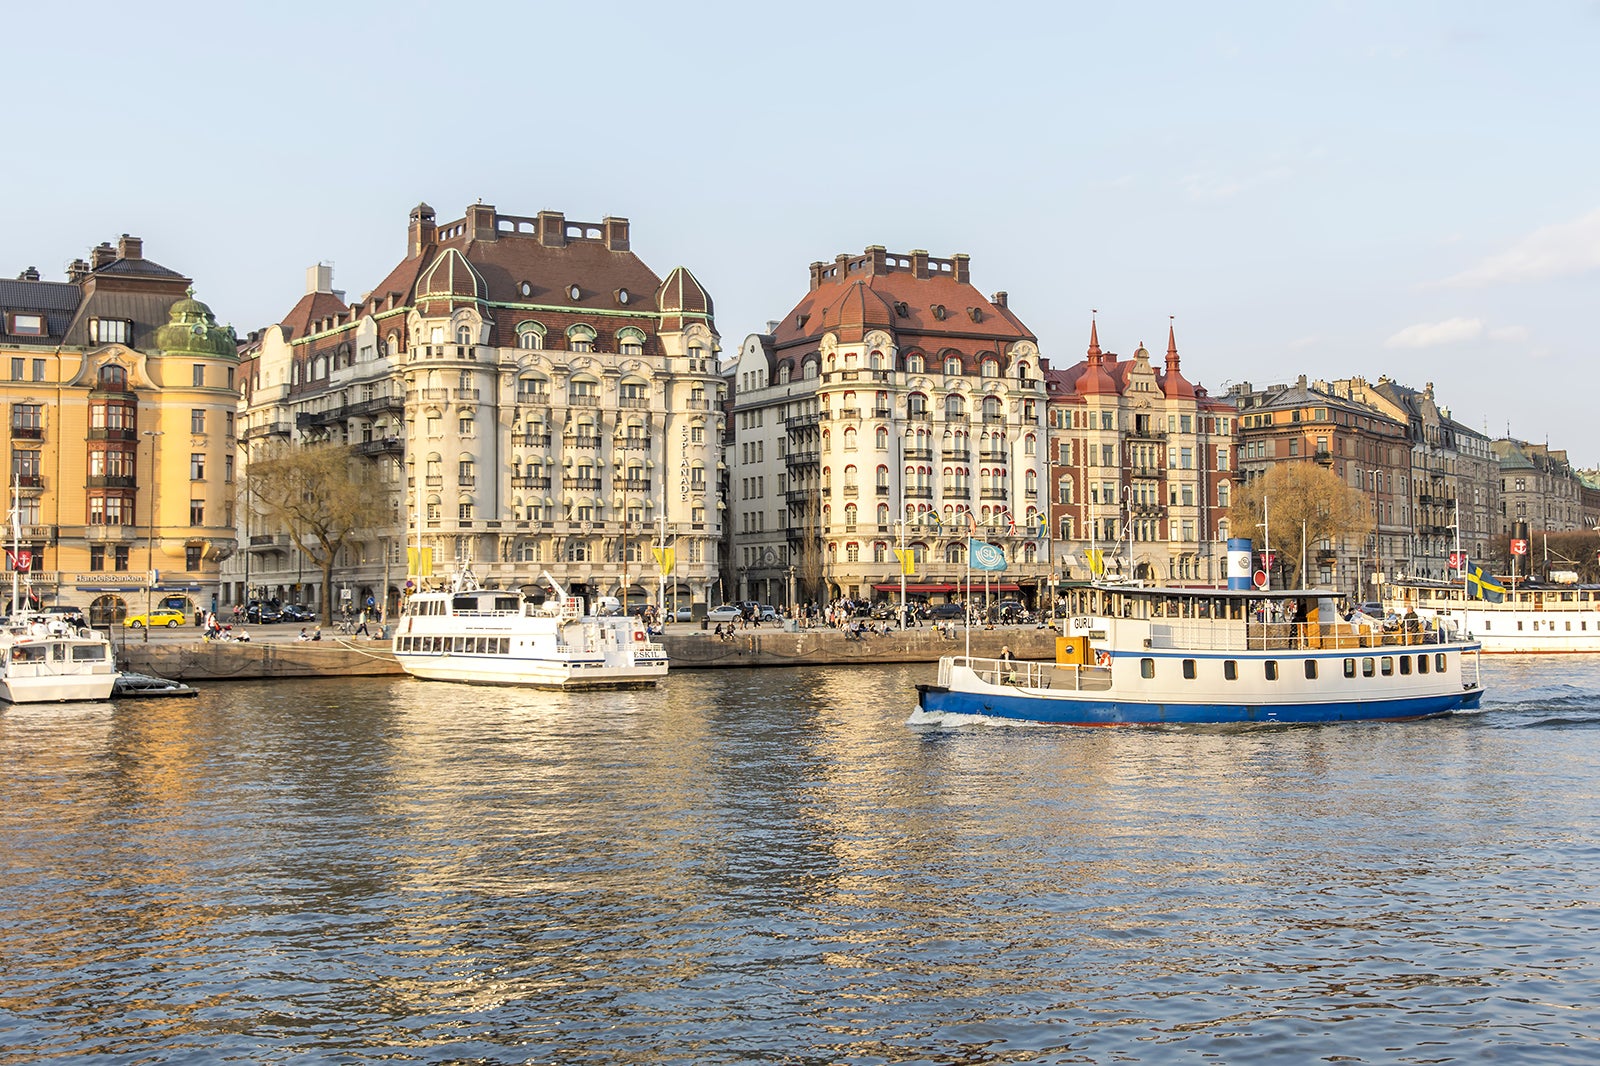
2,658 -> 1598,1064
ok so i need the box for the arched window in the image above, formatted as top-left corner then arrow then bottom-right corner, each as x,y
944,356 -> 963,376
944,394 -> 966,419
908,392 -> 929,418
982,395 -> 1002,422
877,502 -> 890,525
617,326 -> 646,356
843,427 -> 858,451
98,364 -> 127,390
906,354 -> 924,374
516,321 -> 546,349
945,542 -> 965,564
875,426 -> 888,450
777,362 -> 792,384
981,358 -> 999,378
844,503 -> 857,529
566,324 -> 597,353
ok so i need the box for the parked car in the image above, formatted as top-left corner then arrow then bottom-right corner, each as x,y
758,605 -> 781,623
280,604 -> 316,623
674,607 -> 694,622
929,603 -> 967,621
246,603 -> 283,624
706,604 -> 743,623
43,605 -> 87,628
123,608 -> 186,629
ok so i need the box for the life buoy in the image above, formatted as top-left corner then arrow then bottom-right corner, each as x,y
1095,649 -> 1112,667
634,630 -> 645,642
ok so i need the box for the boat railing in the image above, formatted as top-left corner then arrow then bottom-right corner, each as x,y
945,655 -> 1113,692
1147,618 -> 1467,653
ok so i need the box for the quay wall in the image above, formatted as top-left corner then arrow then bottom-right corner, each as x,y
115,626 -> 1061,682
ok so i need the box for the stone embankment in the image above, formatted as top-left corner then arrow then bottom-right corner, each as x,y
115,624 -> 1062,683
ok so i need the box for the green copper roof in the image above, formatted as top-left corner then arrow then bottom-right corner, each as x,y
156,289 -> 237,358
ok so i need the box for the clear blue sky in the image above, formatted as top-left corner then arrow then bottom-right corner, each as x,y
9,1 -> 1598,461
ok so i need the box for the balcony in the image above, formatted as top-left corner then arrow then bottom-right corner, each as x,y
1128,425 -> 1166,441
873,408 -> 892,418
905,446 -> 934,461
979,451 -> 1008,463
905,487 -> 933,499
454,388 -> 480,401
981,413 -> 1005,424
619,396 -> 651,410
564,477 -> 602,490
516,392 -> 550,405
88,475 -> 137,489
567,394 -> 600,407
622,478 -> 652,492
564,434 -> 600,448
620,435 -> 652,450
241,421 -> 290,440
942,448 -> 970,462
518,433 -> 552,447
10,425 -> 42,440
784,449 -> 820,468
784,412 -> 820,430
980,488 -> 1007,500
87,426 -> 139,442
354,437 -> 403,457
842,486 -> 858,497
839,407 -> 860,420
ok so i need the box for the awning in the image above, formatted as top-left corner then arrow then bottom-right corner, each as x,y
872,581 -> 1024,593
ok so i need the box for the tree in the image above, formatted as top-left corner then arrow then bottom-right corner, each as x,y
1228,463 -> 1373,588
243,441 -> 391,624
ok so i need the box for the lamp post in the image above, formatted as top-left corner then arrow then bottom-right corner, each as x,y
897,428 -> 911,628
143,429 -> 163,642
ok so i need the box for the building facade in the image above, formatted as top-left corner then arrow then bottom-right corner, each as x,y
1,237 -> 238,624
1044,322 -> 1236,585
1495,438 -> 1587,535
230,203 -> 722,616
1231,375 -> 1410,600
729,246 -> 1051,610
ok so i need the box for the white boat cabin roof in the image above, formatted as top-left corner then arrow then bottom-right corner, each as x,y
1064,582 -> 1339,621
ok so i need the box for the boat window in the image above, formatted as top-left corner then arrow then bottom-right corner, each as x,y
1434,653 -> 1446,673
495,596 -> 520,612
1362,657 -> 1375,678
1182,659 -> 1196,679
1484,620 -> 1491,631
1140,658 -> 1155,679
1381,656 -> 1394,676
1417,654 -> 1429,675
1304,660 -> 1318,680
12,645 -> 42,662
1223,660 -> 1237,681
1344,657 -> 1357,679
1399,656 -> 1412,675
71,645 -> 107,661
1264,660 -> 1279,681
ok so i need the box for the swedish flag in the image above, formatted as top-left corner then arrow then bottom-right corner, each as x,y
1466,563 -> 1505,603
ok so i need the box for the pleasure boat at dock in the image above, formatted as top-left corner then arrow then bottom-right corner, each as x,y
392,570 -> 667,688
1385,577 -> 1600,655
917,581 -> 1484,726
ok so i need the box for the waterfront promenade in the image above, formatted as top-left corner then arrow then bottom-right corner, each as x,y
113,621 -> 1060,682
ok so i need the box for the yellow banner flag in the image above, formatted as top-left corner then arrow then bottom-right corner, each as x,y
1085,548 -> 1104,577
407,546 -> 434,577
652,547 -> 675,575
893,548 -> 916,576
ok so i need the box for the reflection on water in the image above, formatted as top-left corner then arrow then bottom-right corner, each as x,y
1,658 -> 1598,1063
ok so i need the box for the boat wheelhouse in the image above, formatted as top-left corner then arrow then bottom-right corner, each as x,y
1386,577 -> 1600,654
917,582 -> 1484,726
392,570 -> 666,689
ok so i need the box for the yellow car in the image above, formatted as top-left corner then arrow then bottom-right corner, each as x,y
123,608 -> 186,629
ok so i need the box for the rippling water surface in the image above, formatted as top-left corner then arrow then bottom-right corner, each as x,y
2,657 -> 1599,1064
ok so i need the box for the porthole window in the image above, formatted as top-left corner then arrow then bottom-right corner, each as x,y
1304,659 -> 1318,680
1181,659 -> 1196,680
568,284 -> 581,300
618,288 -> 629,304
1223,660 -> 1237,681
519,281 -> 532,298
1264,661 -> 1279,681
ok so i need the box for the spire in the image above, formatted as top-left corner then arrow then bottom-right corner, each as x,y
1087,311 -> 1102,363
1165,315 -> 1180,374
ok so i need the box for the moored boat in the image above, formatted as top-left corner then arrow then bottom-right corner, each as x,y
392,570 -> 667,689
1386,577 -> 1600,655
917,581 -> 1484,726
0,615 -> 119,704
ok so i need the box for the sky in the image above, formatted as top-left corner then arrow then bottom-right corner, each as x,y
7,0 -> 1599,460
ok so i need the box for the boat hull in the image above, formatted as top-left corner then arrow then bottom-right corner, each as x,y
394,652 -> 666,689
917,681 -> 1477,726
1,673 -> 118,704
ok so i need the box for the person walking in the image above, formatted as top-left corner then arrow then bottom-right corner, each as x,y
354,609 -> 371,637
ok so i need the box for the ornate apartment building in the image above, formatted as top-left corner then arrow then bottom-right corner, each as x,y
1494,438 -> 1588,535
230,203 -> 722,615
1230,375 -> 1411,599
729,246 -> 1051,608
1044,322 -> 1236,585
1321,376 -> 1499,578
1,237 -> 239,623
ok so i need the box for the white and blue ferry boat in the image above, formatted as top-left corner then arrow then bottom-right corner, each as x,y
917,580 -> 1484,726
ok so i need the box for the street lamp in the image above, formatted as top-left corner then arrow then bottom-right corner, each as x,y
143,429 -> 163,642
897,428 -> 912,628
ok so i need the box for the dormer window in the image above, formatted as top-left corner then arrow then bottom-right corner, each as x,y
519,281 -> 533,298
617,288 -> 630,305
90,318 -> 129,344
568,284 -> 582,301
7,313 -> 43,337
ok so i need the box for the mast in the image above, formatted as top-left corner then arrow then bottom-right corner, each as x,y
9,479 -> 20,617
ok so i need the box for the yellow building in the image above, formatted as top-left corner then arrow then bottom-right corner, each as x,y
0,237 -> 239,625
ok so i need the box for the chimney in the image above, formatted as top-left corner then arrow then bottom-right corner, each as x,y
117,234 -> 143,260
538,210 -> 567,248
604,216 -> 631,251
407,202 -> 436,259
910,249 -> 929,280
66,258 -> 89,283
90,242 -> 116,270
467,201 -> 497,242
17,266 -> 40,281
809,261 -> 826,291
834,253 -> 851,280
306,262 -> 334,295
866,245 -> 887,275
992,291 -> 1008,308
952,253 -> 970,284
765,320 -> 780,334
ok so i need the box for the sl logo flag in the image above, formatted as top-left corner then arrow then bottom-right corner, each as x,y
652,547 -> 675,575
406,547 -> 433,577
1466,563 -> 1505,603
893,548 -> 916,575
969,539 -> 1008,572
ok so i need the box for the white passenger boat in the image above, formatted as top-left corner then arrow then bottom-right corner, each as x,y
917,581 -> 1484,726
0,492 -> 117,703
392,570 -> 667,689
1386,577 -> 1600,655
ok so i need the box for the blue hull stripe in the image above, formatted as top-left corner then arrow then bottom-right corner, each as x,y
916,685 -> 1482,725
